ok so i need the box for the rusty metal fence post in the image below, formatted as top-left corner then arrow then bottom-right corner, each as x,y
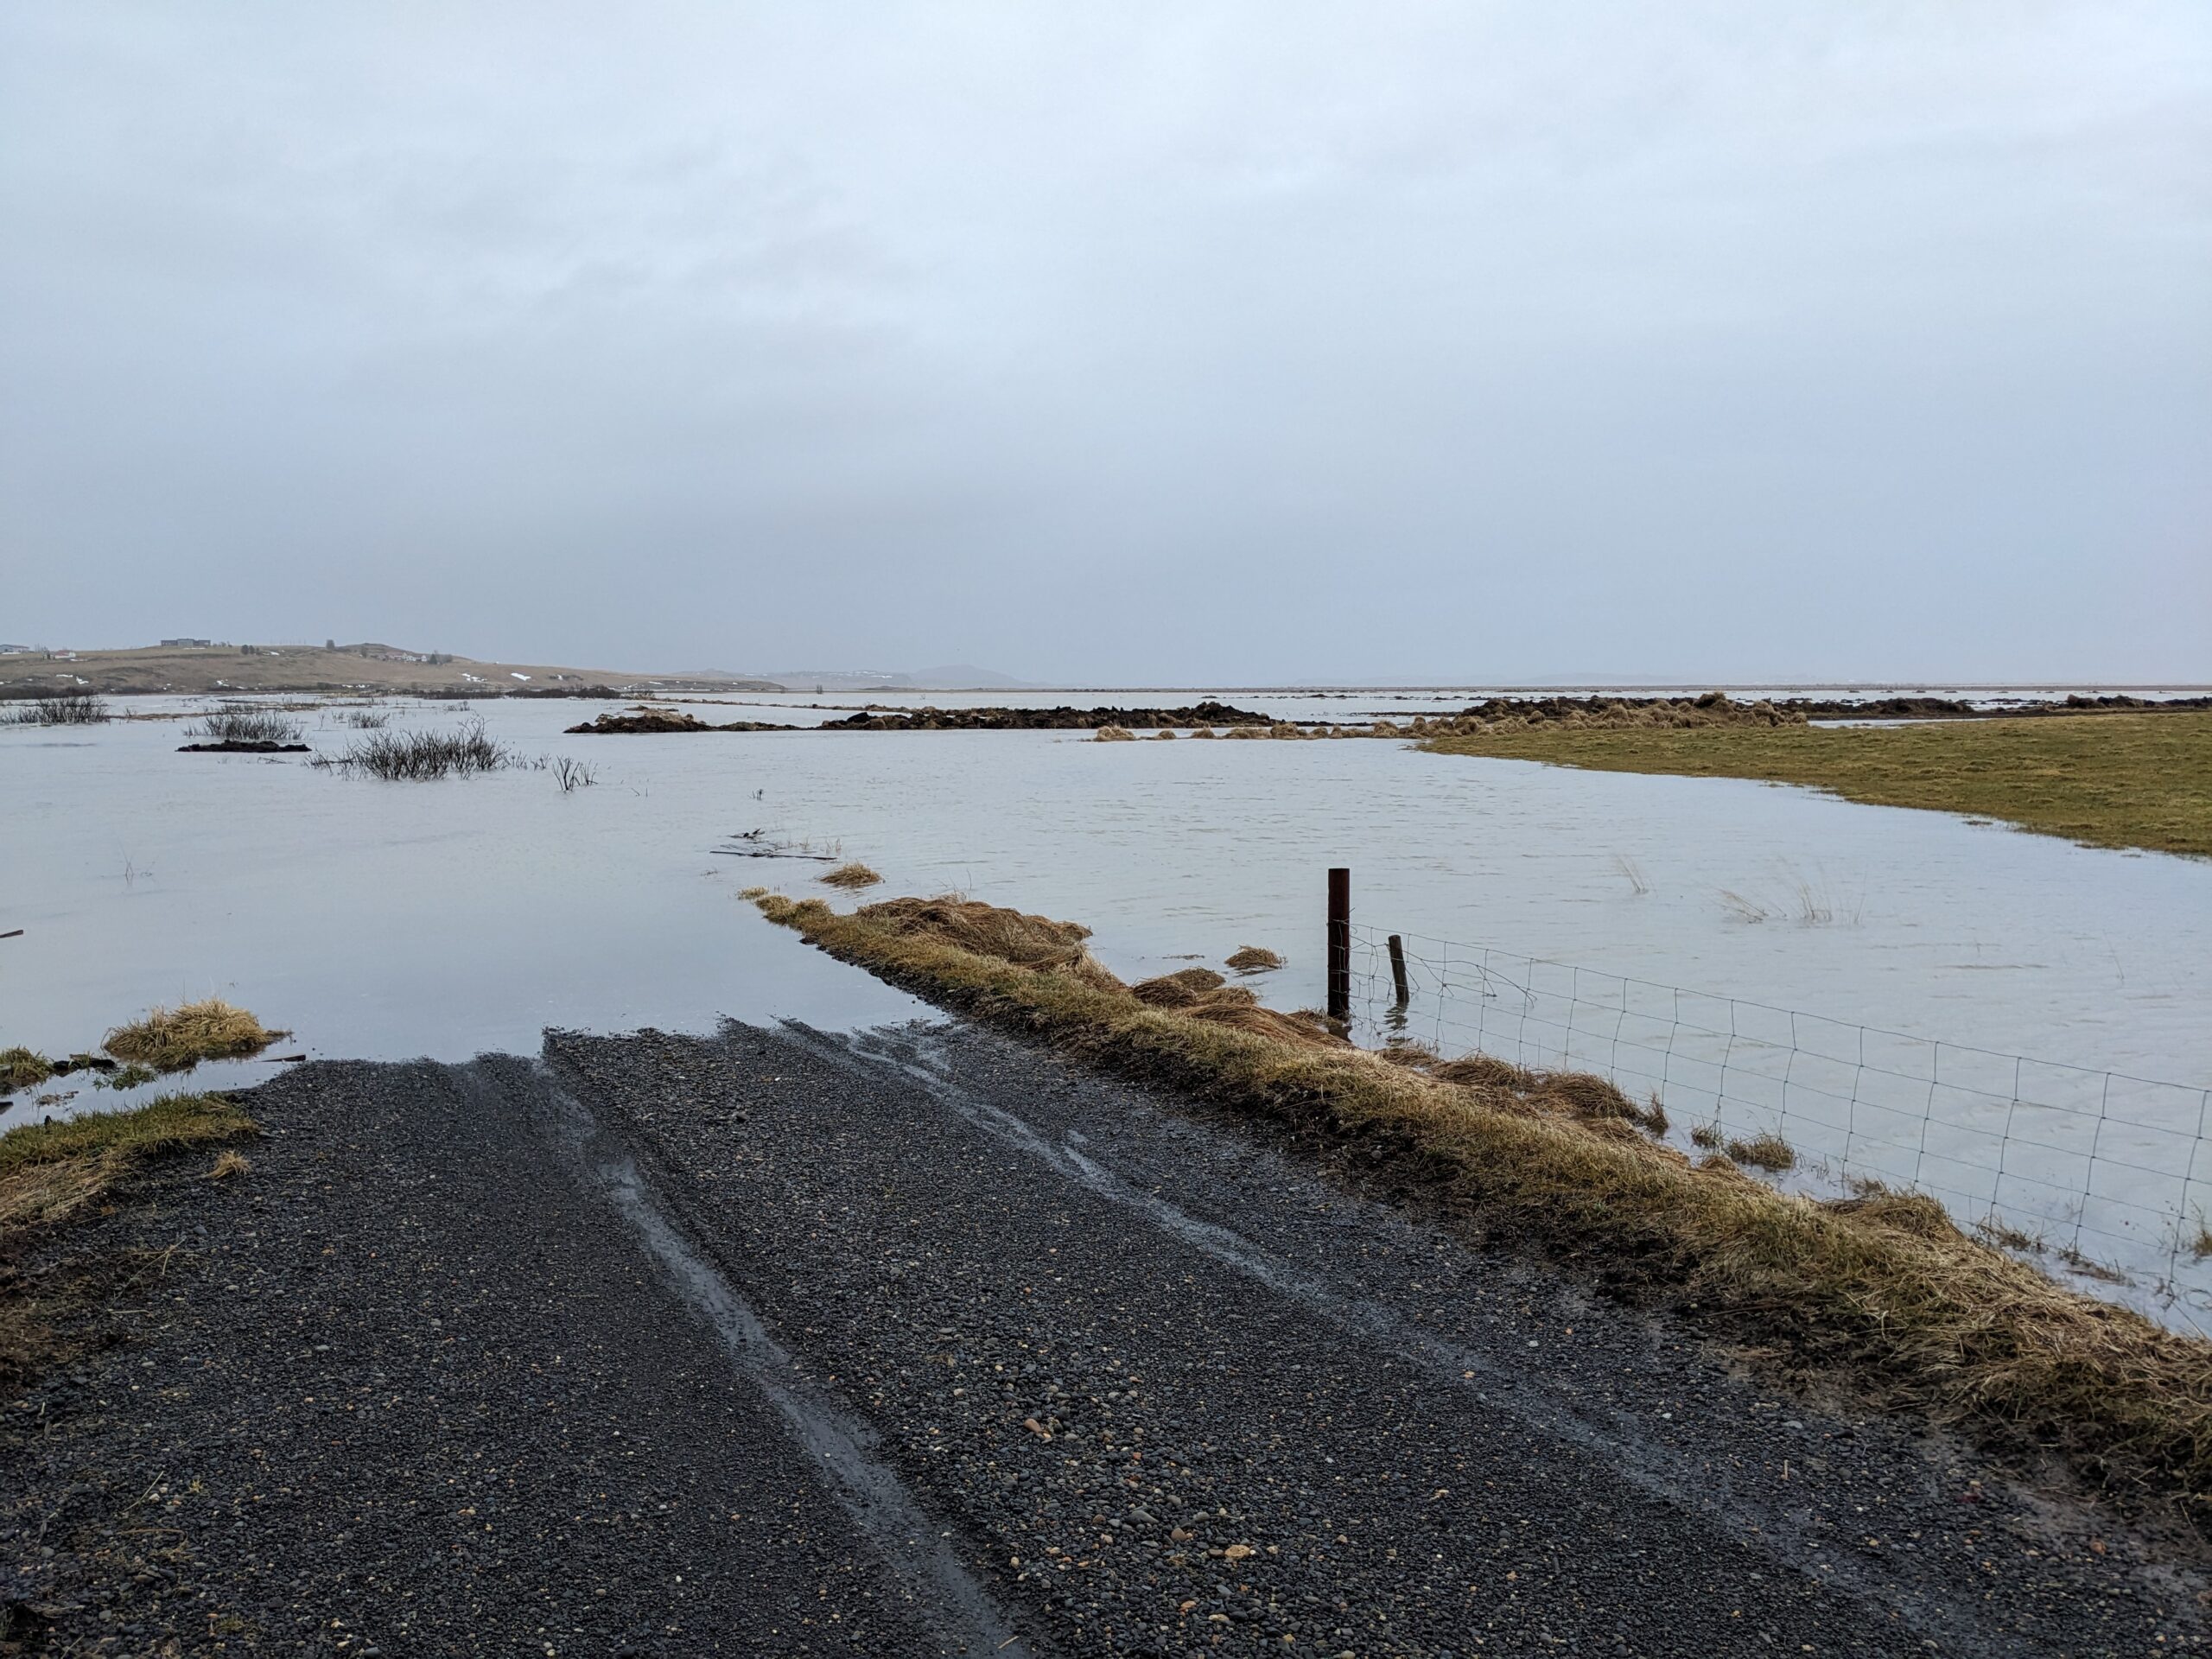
1327,867 -> 1351,1023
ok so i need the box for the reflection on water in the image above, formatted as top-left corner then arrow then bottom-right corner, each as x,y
4,693 -> 2209,1313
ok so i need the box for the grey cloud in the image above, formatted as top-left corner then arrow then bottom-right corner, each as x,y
3,2 -> 2205,681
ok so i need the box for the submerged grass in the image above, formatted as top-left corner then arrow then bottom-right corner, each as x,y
103,999 -> 284,1072
0,1048 -> 54,1095
750,887 -> 2212,1510
820,861 -> 883,889
1726,1133 -> 1797,1172
1422,712 -> 2212,858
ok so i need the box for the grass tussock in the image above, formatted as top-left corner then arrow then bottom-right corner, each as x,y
208,1148 -> 251,1180
749,887 -> 2212,1510
314,719 -> 518,780
1133,968 -> 1228,1007
2,691 -> 110,727
1,1048 -> 54,1095
1224,945 -> 1285,974
1727,1133 -> 1797,1172
103,999 -> 285,1072
1423,713 -> 2212,859
816,894 -> 1128,995
820,861 -> 883,890
189,705 -> 303,744
1093,726 -> 1136,742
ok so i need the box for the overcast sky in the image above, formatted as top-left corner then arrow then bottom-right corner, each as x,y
3,3 -> 2206,683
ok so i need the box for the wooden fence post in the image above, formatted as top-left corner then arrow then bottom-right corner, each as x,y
1327,867 -> 1351,1023
1388,934 -> 1410,1008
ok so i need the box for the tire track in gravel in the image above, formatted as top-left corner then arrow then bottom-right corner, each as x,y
774,1026 -> 1937,1637
460,1053 -> 1033,1659
553,1019 -> 2208,1656
773,1020 -> 1960,1650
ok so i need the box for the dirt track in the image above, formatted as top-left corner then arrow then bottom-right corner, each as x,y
4,1019 -> 2204,1655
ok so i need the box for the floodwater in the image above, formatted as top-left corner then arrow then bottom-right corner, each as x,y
3,691 -> 2209,1320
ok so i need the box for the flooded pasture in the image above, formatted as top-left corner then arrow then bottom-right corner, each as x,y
3,690 -> 2209,1321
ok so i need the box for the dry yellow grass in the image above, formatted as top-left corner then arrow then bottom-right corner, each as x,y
819,861 -> 883,890
208,1148 -> 252,1180
0,1093 -> 257,1198
1224,945 -> 1285,974
1093,725 -> 1135,742
103,999 -> 285,1072
1,1094 -> 257,1374
749,887 -> 2212,1510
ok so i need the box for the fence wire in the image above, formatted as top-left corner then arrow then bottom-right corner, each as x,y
1344,923 -> 2212,1313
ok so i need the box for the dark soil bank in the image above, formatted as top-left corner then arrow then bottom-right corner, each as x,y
5,1022 -> 2205,1656
815,702 -> 1278,731
175,741 -> 313,753
570,701 -> 1283,734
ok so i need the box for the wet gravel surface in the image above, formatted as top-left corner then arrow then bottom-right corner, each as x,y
4,1018 -> 2207,1656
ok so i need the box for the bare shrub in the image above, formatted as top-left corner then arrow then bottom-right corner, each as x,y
3,692 -> 109,727
190,705 -> 302,744
315,720 -> 518,781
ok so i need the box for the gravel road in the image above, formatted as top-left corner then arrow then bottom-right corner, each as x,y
4,1017 -> 2205,1656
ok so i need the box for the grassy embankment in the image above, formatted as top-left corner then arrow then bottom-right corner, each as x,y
747,888 -> 2212,1511
1,1095 -> 256,1375
1422,711 -> 2212,858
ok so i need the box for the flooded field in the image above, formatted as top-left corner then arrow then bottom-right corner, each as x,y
4,690 -> 2209,1319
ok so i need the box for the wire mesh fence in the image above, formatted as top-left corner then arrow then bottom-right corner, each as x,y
1344,922 -> 2212,1319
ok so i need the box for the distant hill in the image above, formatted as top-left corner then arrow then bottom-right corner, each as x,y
0,643 -> 785,698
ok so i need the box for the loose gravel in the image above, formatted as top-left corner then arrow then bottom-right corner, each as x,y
3,1018 -> 2206,1656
